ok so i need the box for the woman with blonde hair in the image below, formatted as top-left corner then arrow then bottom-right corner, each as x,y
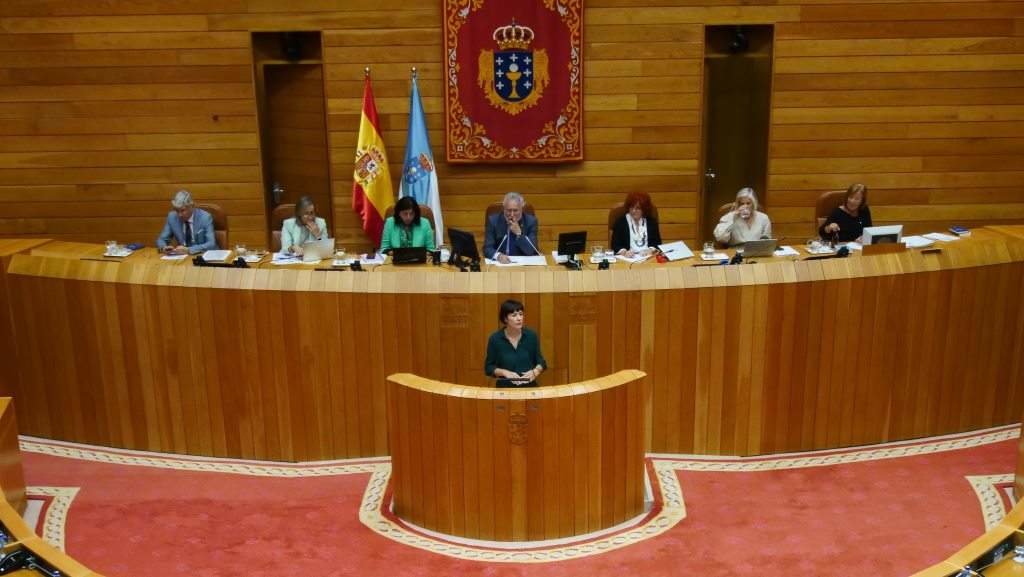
713,187 -> 772,246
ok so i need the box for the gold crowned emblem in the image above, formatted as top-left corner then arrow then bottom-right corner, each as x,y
493,20 -> 535,50
354,147 -> 386,185
477,20 -> 549,116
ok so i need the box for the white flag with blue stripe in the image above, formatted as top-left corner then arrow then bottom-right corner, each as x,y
399,70 -> 444,246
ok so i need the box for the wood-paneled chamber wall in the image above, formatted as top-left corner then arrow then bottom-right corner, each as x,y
0,2 -> 1023,252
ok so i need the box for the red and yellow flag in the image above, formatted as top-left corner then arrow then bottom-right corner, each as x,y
352,71 -> 394,247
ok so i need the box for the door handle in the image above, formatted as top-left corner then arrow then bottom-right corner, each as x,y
704,168 -> 717,180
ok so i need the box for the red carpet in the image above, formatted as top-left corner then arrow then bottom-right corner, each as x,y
19,426 -> 1019,577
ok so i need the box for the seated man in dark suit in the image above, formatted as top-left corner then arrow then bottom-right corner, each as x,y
156,189 -> 218,255
483,192 -> 540,264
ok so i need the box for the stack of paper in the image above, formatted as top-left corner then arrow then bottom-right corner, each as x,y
486,255 -> 549,267
617,253 -> 651,264
271,252 -> 301,265
924,232 -> 958,242
700,252 -> 728,261
202,250 -> 231,262
773,246 -> 800,257
160,253 -> 188,261
902,235 -> 934,249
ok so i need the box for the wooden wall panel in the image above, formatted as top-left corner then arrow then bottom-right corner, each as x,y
2,2 -> 1019,253
4,230 -> 1024,461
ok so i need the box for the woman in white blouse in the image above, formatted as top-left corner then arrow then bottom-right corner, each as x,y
713,187 -> 772,247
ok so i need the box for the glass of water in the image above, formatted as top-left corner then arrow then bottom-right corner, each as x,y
235,243 -> 247,257
105,240 -> 117,255
703,241 -> 714,255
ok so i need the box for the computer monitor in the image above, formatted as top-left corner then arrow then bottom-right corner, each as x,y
557,231 -> 587,259
447,227 -> 480,262
862,225 -> 903,245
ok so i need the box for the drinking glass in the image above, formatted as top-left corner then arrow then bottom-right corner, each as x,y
105,240 -> 117,255
235,243 -> 247,257
334,246 -> 347,261
438,244 -> 451,262
591,244 -> 604,259
703,241 -> 714,255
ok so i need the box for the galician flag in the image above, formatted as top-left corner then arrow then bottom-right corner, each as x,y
352,69 -> 394,247
399,69 -> 444,246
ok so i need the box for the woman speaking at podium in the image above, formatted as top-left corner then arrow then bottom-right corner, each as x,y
485,299 -> 546,388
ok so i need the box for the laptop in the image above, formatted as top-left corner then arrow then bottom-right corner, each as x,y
741,238 -> 777,258
391,246 -> 427,265
301,238 -> 335,262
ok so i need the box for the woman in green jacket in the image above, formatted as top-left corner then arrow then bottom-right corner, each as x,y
380,196 -> 435,254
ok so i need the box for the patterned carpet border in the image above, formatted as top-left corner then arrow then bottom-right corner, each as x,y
357,459 -> 684,564
967,474 -> 1016,530
27,487 -> 78,551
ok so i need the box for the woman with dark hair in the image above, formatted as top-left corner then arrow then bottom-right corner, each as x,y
611,191 -> 663,258
819,183 -> 872,243
281,196 -> 328,255
484,299 -> 546,388
379,195 -> 435,254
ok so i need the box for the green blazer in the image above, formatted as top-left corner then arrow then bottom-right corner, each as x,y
379,216 -> 435,253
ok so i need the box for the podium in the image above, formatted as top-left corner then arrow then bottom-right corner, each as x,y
386,370 -> 648,541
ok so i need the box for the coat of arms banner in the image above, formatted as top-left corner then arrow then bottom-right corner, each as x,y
443,0 -> 583,163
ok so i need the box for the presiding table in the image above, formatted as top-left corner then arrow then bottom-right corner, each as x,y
0,228 -> 1022,462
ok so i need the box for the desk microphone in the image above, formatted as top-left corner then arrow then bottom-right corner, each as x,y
497,226 -> 511,256
523,233 -> 541,257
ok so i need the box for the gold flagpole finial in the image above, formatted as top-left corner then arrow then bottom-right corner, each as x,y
411,66 -> 417,80
364,66 -> 370,78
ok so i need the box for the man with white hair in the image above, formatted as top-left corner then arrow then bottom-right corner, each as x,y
156,189 -> 218,255
484,192 -> 540,264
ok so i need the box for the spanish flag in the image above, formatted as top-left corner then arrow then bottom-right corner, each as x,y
352,70 -> 394,247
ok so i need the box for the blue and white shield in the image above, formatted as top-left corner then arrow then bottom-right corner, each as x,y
493,50 -> 535,103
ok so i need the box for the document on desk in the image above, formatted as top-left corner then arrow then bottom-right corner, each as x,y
549,251 -> 569,264
902,235 -> 934,249
487,255 -> 549,266
202,250 -> 231,262
160,254 -> 188,261
924,232 -> 959,242
360,254 -> 386,265
271,252 -> 302,265
657,241 -> 694,261
773,245 -> 800,257
617,253 -> 651,264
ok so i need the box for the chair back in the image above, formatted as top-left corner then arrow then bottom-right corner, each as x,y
607,202 -> 660,244
384,204 -> 436,233
815,190 -> 847,231
718,202 -> 734,218
270,203 -> 295,253
196,203 -> 227,249
485,201 -> 536,228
